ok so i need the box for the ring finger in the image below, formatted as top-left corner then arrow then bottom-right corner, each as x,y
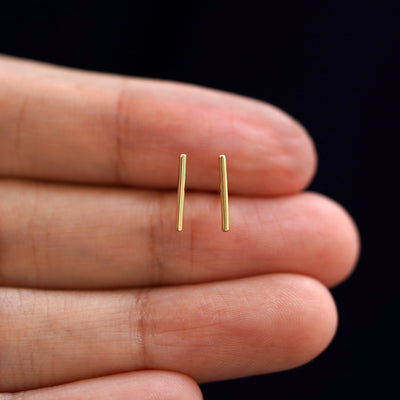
0,274 -> 337,392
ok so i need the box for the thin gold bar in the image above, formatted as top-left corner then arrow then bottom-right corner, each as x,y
219,154 -> 229,232
176,154 -> 187,231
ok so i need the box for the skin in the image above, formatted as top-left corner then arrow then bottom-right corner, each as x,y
0,54 -> 359,399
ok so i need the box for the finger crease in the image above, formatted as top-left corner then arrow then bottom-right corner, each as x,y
14,93 -> 29,154
148,193 -> 164,286
130,288 -> 153,369
112,81 -> 131,185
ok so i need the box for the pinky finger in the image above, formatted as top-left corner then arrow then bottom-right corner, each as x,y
1,371 -> 202,400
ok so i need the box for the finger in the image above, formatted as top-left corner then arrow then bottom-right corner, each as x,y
0,274 -> 337,391
0,371 -> 202,400
0,180 -> 359,289
0,55 -> 316,195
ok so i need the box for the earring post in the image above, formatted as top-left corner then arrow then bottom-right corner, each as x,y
176,154 -> 187,231
219,155 -> 229,232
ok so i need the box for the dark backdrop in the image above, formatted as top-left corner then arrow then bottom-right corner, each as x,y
1,1 -> 398,398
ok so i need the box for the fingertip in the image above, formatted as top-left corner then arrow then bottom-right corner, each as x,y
297,276 -> 338,359
325,197 -> 361,287
225,99 -> 318,196
131,81 -> 318,196
264,105 -> 318,195
293,120 -> 318,192
301,192 -> 361,287
272,274 -> 338,370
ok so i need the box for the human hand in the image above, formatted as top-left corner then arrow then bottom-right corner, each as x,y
0,55 -> 359,399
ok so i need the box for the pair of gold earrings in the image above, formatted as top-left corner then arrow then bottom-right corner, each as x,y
176,154 -> 229,232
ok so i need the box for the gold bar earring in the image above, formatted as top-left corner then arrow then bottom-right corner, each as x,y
219,155 -> 229,232
176,154 -> 187,231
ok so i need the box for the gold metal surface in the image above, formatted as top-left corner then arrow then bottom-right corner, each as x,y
219,155 -> 229,232
176,154 -> 187,231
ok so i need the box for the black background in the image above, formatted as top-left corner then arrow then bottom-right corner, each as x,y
1,0 -> 399,398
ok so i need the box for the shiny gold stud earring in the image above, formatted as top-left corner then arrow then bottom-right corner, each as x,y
176,154 -> 187,231
176,154 -> 229,232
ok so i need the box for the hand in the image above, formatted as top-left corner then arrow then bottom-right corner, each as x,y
0,55 -> 359,399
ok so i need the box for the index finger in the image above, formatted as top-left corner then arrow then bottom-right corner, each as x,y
0,55 -> 316,195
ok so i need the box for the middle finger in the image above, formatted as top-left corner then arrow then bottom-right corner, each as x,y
0,180 -> 358,289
